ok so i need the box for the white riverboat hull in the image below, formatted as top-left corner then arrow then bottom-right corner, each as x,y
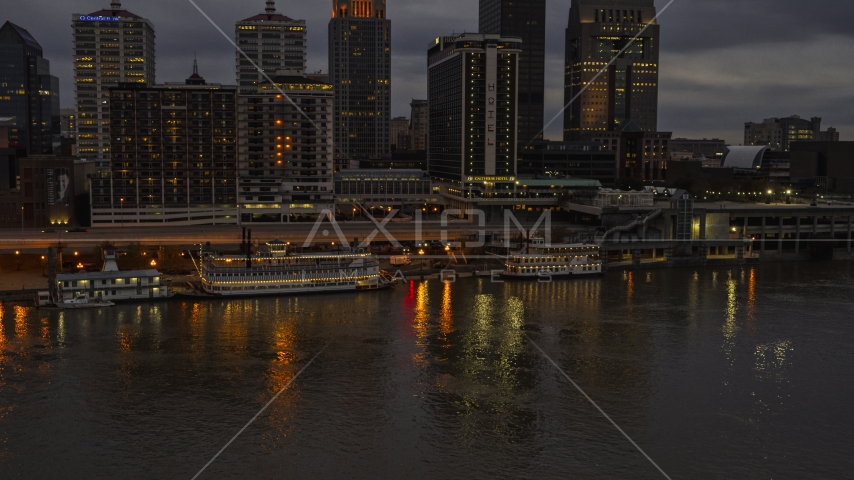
198,279 -> 392,297
54,300 -> 115,309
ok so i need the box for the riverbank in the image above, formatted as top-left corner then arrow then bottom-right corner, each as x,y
2,253 -> 852,306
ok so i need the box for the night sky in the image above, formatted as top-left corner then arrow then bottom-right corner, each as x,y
3,0 -> 852,144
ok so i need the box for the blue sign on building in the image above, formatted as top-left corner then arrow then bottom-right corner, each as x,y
79,15 -> 120,21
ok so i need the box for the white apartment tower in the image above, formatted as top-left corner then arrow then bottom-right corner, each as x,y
328,0 -> 391,170
71,1 -> 155,169
235,1 -> 307,94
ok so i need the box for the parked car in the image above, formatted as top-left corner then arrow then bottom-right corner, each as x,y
66,228 -> 89,233
41,229 -> 58,233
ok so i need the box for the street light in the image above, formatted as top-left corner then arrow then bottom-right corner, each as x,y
16,250 -> 20,271
119,198 -> 124,228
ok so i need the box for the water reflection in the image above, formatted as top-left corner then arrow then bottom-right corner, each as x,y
722,273 -> 740,362
439,280 -> 453,337
754,340 -> 793,374
626,271 -> 634,305
14,306 -> 27,339
0,304 -> 5,353
413,281 -> 429,340
57,313 -> 66,345
747,268 -> 757,323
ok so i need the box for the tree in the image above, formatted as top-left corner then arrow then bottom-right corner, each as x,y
158,245 -> 184,271
121,242 -> 147,270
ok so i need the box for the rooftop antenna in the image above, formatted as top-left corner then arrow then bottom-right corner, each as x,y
193,51 -> 198,75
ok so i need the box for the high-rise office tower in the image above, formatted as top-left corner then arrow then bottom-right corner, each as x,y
563,0 -> 660,140
479,0 -> 545,145
390,116 -> 409,150
72,1 -> 155,168
328,0 -> 391,170
235,1 -> 307,94
409,99 -> 428,151
427,34 -> 520,193
237,73 -> 334,224
91,65 -> 238,226
0,21 -> 60,155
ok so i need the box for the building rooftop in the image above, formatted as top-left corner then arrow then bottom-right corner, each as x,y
1,21 -> 41,48
241,13 -> 296,22
57,269 -> 160,282
241,1 -> 296,22
257,74 -> 332,92
85,2 -> 142,19
722,146 -> 769,170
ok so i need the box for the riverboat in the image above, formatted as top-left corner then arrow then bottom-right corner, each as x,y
54,293 -> 115,309
501,237 -> 602,279
194,240 -> 396,297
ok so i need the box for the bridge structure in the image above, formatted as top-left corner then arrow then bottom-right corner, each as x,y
564,195 -> 854,267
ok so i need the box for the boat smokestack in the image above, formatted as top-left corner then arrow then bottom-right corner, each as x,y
246,229 -> 252,269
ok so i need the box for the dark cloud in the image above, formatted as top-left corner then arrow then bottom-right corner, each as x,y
2,0 -> 850,144
661,0 -> 854,53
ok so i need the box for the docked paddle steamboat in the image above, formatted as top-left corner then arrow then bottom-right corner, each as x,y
195,240 -> 395,297
501,237 -> 602,279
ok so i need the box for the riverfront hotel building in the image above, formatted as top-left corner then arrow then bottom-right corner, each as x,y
90,68 -> 238,226
427,34 -> 520,198
563,0 -> 660,140
235,1 -> 307,94
329,0 -> 391,170
237,73 -> 334,223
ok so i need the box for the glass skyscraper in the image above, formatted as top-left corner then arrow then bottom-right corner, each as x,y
0,21 -> 59,155
563,0 -> 660,140
479,0 -> 545,146
328,0 -> 391,171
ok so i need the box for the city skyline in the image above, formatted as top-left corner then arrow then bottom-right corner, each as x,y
0,0 -> 852,145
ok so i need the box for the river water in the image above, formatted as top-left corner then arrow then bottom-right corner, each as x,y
1,262 -> 852,479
